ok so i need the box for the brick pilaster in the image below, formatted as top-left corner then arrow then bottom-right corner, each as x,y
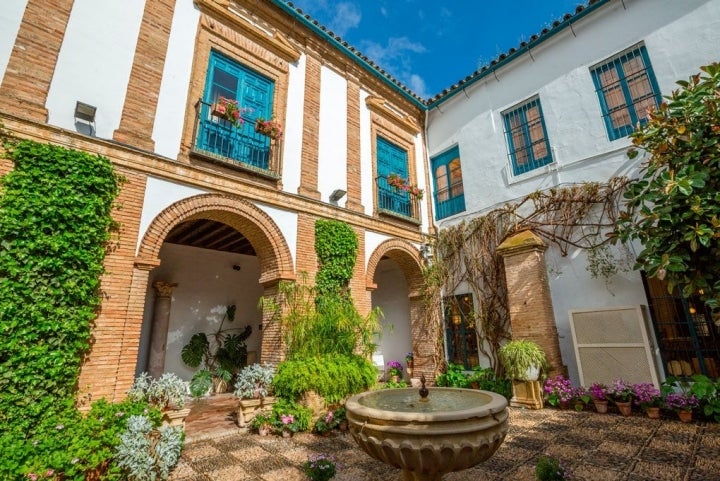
259,283 -> 284,365
113,0 -> 177,151
295,212 -> 318,279
298,50 -> 321,199
497,231 -> 566,376
345,75 -> 364,212
410,295 -> 438,382
0,0 -> 73,122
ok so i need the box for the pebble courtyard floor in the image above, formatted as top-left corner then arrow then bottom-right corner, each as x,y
170,395 -> 720,481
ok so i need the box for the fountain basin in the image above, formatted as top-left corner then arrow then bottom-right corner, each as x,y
346,388 -> 508,481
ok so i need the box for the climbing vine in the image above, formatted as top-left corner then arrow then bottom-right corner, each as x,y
314,219 -> 358,298
423,178 -> 629,372
0,133 -> 122,435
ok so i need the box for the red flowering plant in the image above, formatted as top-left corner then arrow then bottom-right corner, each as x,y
632,382 -> 663,410
543,375 -> 573,407
386,173 -> 424,199
211,97 -> 245,128
254,118 -> 283,140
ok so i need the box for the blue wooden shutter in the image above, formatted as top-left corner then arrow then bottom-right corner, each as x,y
376,136 -> 411,216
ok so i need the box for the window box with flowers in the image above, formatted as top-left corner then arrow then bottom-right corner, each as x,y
254,117 -> 283,140
387,173 -> 424,199
211,97 -> 245,128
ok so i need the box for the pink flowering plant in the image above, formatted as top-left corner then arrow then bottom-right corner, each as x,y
386,173 -> 424,199
571,386 -> 591,410
278,413 -> 298,433
212,97 -> 245,128
543,375 -> 573,407
664,392 -> 699,412
588,382 -> 608,401
632,382 -> 663,409
254,117 -> 283,140
608,378 -> 634,403
302,453 -> 338,481
313,410 -> 338,434
387,360 -> 403,377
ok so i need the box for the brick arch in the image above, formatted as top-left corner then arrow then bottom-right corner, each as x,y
366,238 -> 424,298
136,193 -> 295,286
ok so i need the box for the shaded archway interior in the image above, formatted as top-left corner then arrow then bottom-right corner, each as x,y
165,219 -> 256,256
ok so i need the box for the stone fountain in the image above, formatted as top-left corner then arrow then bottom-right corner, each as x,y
345,376 -> 508,481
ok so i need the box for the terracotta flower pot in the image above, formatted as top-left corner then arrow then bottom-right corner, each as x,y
615,401 -> 632,416
593,399 -> 608,414
677,410 -> 693,423
645,407 -> 661,419
282,429 -> 293,438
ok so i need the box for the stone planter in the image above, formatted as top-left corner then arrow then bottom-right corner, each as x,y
161,408 -> 191,429
510,380 -> 543,410
236,398 -> 262,427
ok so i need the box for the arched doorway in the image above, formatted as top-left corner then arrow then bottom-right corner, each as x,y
366,239 -> 431,380
134,193 -> 294,383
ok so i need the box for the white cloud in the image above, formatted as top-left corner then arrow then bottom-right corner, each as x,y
360,37 -> 428,98
329,2 -> 361,36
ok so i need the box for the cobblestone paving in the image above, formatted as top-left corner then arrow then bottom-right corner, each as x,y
170,408 -> 720,481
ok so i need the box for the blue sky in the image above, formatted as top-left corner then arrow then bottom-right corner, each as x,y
286,0 -> 584,99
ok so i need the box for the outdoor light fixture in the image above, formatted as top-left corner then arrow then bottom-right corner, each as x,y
74,101 -> 96,123
329,189 -> 346,202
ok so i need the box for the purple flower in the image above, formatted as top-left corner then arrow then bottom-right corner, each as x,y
588,383 -> 607,401
386,360 -> 403,371
665,392 -> 699,411
632,383 -> 661,407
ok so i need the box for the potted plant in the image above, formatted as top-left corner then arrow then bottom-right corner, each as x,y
254,117 -> 283,140
334,406 -> 348,431
211,96 -> 244,127
632,382 -> 663,419
386,360 -> 403,382
313,411 -> 337,436
543,375 -> 573,408
127,372 -> 190,428
405,352 -> 414,370
664,392 -> 699,422
588,382 -> 609,413
249,411 -> 273,436
535,455 -> 572,481
302,453 -> 337,481
181,305 -> 252,397
234,363 -> 275,427
277,413 -> 298,438
571,386 -> 591,411
498,339 -> 546,381
607,378 -> 634,416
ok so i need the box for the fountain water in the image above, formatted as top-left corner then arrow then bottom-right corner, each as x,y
345,375 -> 508,481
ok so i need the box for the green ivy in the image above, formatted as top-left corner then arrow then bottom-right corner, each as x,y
0,138 -> 122,436
314,219 -> 358,298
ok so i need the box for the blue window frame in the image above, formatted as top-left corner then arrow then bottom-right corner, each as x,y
503,97 -> 552,176
376,136 -> 414,218
431,146 -> 465,220
196,51 -> 275,170
591,44 -> 661,141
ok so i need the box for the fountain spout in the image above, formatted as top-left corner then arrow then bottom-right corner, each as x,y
419,374 -> 429,402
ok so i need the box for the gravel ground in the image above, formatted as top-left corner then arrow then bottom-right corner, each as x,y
170,407 -> 720,481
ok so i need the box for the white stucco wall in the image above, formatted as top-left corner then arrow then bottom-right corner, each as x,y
138,243 -> 264,380
152,0 -> 200,159
281,53 -> 306,195
255,202 -> 298,270
425,0 -> 720,384
46,0 -> 145,139
412,133 -> 429,231
0,0 -> 27,85
364,230 -> 390,272
317,65 -> 348,205
371,259 -> 412,377
137,176 -> 208,253
359,89 -> 374,215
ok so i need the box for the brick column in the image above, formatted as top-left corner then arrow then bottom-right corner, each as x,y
148,281 -> 177,377
298,49 -> 321,199
259,283 -> 284,365
497,231 -> 565,376
113,0 -> 176,151
345,73 -> 364,212
410,294 -> 437,382
0,0 -> 74,121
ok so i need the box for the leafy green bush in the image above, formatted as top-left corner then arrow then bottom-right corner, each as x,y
0,398 -> 159,480
435,363 -> 470,388
468,366 -> 512,399
271,398 -> 313,432
115,415 -> 184,481
688,374 -> 720,422
273,354 -> 376,404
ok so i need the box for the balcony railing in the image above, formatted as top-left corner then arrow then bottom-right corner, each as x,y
191,99 -> 281,176
376,176 -> 421,222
